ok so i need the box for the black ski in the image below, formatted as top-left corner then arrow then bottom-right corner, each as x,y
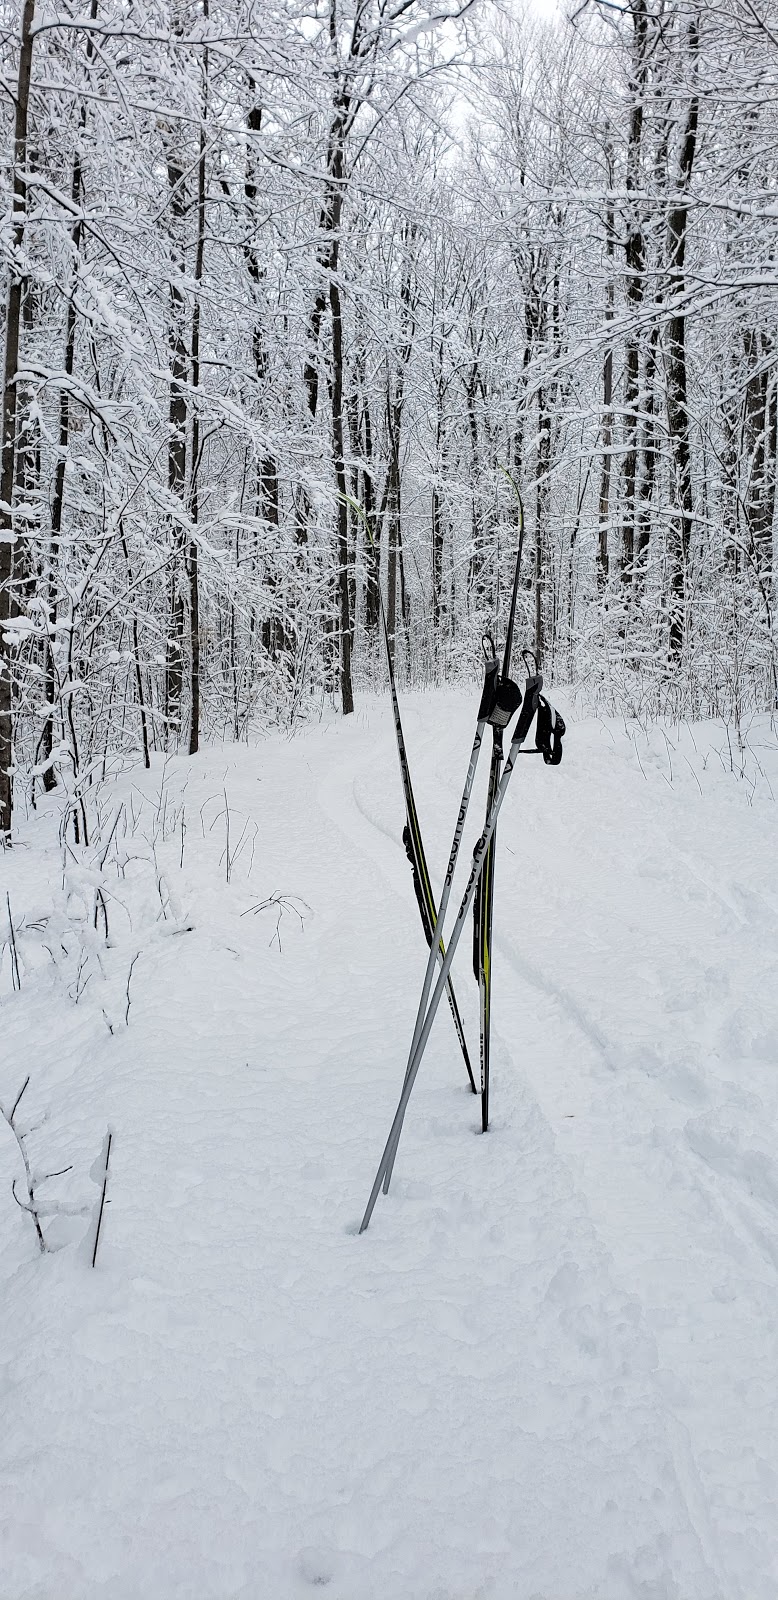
347,495 -> 476,1095
473,475 -> 526,1132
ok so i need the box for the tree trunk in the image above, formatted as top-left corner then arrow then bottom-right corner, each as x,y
0,0 -> 35,837
666,20 -> 699,657
41,48 -> 97,790
598,148 -> 615,591
635,322 -> 660,585
14,243 -> 39,619
383,238 -> 415,663
743,331 -> 776,569
187,9 -> 209,756
303,97 -> 346,427
621,0 -> 649,587
329,268 -> 354,715
362,396 -> 380,635
386,437 -> 399,659
431,347 -> 446,656
432,485 -> 444,642
465,365 -> 483,610
164,137 -> 188,744
535,387 -> 550,665
244,87 -> 287,663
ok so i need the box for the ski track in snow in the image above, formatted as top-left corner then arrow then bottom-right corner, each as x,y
1,695 -> 777,1599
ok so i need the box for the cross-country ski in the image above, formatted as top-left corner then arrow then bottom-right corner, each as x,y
473,472 -> 527,1134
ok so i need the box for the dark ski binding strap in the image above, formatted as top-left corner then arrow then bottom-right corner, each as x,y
402,823 -> 434,949
535,696 -> 565,765
478,635 -> 522,729
508,653 -> 565,765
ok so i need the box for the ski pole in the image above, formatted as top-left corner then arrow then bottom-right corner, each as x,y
380,707 -> 489,1196
360,684 -> 543,1233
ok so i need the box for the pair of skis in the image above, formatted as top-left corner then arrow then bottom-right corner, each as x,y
346,495 -> 475,1099
359,484 -> 565,1232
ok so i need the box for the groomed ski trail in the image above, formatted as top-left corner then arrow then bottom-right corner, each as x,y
317,702 -> 725,1598
2,695 -> 776,1598
320,694 -> 778,1600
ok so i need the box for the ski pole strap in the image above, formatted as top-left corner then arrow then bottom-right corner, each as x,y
535,696 -> 566,765
481,667 -> 565,761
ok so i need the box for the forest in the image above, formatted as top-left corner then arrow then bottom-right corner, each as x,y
1,0 -> 776,841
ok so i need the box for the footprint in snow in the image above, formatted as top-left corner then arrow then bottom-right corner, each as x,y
297,1547 -> 335,1587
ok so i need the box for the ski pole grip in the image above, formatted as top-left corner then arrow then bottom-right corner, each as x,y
487,675 -> 522,729
477,657 -> 500,720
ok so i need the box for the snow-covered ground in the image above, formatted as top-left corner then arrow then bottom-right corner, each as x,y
2,693 -> 778,1600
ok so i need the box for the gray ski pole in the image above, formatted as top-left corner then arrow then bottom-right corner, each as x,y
360,693 -> 538,1233
381,715 -> 487,1195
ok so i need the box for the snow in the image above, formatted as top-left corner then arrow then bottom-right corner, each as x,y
2,693 -> 778,1599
